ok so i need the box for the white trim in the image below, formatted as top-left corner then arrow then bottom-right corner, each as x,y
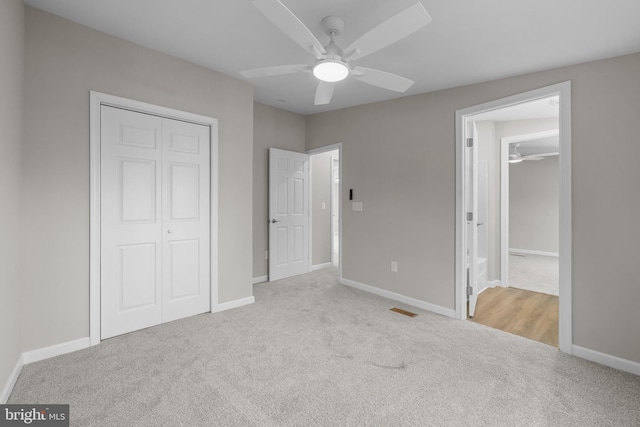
252,275 -> 268,285
478,280 -> 503,295
311,262 -> 332,271
572,345 -> 640,377
1,355 -> 23,404
212,296 -> 255,313
90,91 -> 219,346
509,248 -> 559,257
307,143 -> 343,283
340,278 -> 457,318
22,338 -> 91,365
455,82 -> 572,354
306,143 -> 342,155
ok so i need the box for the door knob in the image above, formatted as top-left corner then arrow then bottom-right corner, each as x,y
271,219 -> 280,223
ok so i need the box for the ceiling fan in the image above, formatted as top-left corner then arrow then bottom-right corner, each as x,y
509,144 -> 552,163
240,0 -> 432,105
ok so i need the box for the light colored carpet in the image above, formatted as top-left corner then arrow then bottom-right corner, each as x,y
509,253 -> 559,295
9,268 -> 640,426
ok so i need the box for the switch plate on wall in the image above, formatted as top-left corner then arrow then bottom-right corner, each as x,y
321,202 -> 326,210
391,261 -> 398,272
352,202 -> 363,211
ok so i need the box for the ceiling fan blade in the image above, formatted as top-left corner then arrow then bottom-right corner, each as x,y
351,67 -> 414,92
239,64 -> 309,79
252,0 -> 326,58
315,81 -> 335,105
344,2 -> 431,61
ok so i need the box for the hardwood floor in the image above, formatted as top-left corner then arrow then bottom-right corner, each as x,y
470,287 -> 559,347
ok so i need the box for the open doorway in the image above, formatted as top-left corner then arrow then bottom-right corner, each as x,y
455,83 -> 572,352
308,144 -> 342,275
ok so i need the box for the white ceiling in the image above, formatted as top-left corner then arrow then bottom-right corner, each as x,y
24,0 -> 640,115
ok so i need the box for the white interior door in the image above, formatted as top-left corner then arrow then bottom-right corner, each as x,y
101,106 -> 163,338
331,156 -> 340,266
467,121 -> 479,317
162,118 -> 210,323
101,106 -> 210,339
269,148 -> 310,281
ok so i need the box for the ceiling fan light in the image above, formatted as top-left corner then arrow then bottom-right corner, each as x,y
313,60 -> 349,82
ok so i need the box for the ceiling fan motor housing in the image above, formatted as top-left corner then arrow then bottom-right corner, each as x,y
321,16 -> 345,37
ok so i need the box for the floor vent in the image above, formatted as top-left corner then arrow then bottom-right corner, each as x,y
390,307 -> 417,317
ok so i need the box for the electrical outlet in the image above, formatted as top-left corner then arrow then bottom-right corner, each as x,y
391,261 -> 398,273
265,250 -> 269,260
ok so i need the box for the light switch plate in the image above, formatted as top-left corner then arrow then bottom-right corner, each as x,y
352,202 -> 363,211
321,202 -> 326,210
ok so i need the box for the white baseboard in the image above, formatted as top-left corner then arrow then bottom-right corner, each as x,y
252,275 -> 268,285
3,337 -> 91,402
22,337 -> 91,365
510,248 -> 559,257
476,280 -> 502,296
340,278 -> 456,318
213,296 -> 255,313
311,262 -> 332,271
572,345 -> 640,377
1,355 -> 24,404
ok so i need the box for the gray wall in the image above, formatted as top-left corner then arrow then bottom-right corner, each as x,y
510,157 -> 559,252
21,7 -> 254,352
477,118 -> 559,280
252,102 -> 306,279
0,0 -> 24,400
311,151 -> 335,266
306,52 -> 640,363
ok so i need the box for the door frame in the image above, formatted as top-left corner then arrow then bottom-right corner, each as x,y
89,91 -> 219,346
454,82 -> 572,353
500,129 -> 560,288
307,143 -> 343,280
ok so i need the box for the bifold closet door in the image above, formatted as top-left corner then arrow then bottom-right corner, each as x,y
161,117 -> 210,323
100,106 -> 210,339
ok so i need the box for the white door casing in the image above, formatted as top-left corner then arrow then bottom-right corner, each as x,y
99,105 -> 211,339
467,121 -> 479,317
269,148 -> 310,281
454,82 -> 572,354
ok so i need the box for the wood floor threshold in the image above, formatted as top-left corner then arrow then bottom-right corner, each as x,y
470,287 -> 558,347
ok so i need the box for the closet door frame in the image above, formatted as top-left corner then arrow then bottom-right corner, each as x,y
89,91 -> 218,346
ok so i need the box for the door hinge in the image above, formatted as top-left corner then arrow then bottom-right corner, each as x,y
466,138 -> 473,148
467,212 -> 473,221
467,285 -> 473,296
